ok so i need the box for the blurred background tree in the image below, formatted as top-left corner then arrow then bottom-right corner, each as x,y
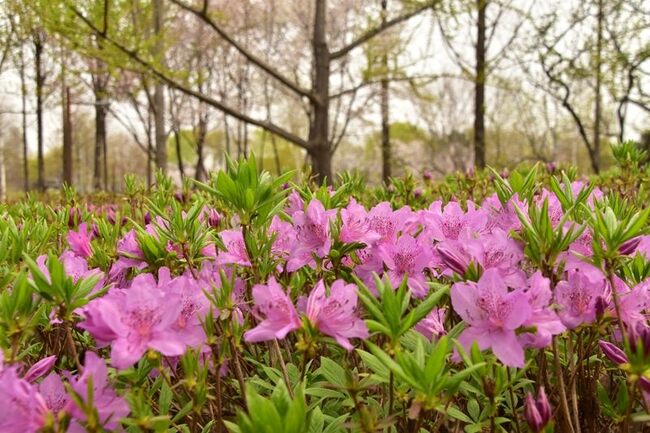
0,0 -> 647,196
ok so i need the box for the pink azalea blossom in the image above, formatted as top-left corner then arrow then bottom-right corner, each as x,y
269,215 -> 295,260
0,366 -> 47,433
451,269 -> 532,367
366,202 -> 414,244
555,268 -> 608,329
302,279 -> 369,350
287,199 -> 336,272
244,278 -> 301,342
423,200 -> 487,242
609,276 -> 650,327
216,229 -> 251,267
414,307 -> 447,340
339,199 -> 381,246
68,352 -> 129,430
379,234 -> 432,298
67,222 -> 93,258
519,272 -> 565,348
481,193 -> 525,232
80,272 -> 185,368
463,229 -> 526,286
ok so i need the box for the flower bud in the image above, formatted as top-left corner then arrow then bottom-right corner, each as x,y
144,211 -> 152,225
23,355 -> 57,383
546,162 -> 557,173
423,171 -> 433,181
599,340 -> 628,365
413,188 -> 423,199
619,237 -> 641,255
524,387 -> 552,433
207,209 -> 221,229
436,244 -> 468,275
68,207 -> 81,228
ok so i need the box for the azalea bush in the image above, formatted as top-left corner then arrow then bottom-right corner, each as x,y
2,146 -> 650,432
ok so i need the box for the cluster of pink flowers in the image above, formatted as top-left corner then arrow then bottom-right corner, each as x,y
10,179 -> 650,428
0,353 -> 128,433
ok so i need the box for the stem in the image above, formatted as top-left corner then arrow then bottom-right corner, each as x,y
65,321 -> 82,371
272,339 -> 294,398
506,368 -> 522,433
567,337 -> 581,433
552,337 -> 575,433
389,371 -> 394,415
228,336 -> 248,409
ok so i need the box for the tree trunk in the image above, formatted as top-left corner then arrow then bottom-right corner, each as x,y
308,0 -> 332,184
592,0 -> 603,174
153,0 -> 167,173
0,140 -> 5,201
380,0 -> 391,183
473,0 -> 487,170
93,79 -> 108,190
34,33 -> 45,191
62,86 -> 73,186
174,127 -> 185,178
194,113 -> 208,181
19,46 -> 29,192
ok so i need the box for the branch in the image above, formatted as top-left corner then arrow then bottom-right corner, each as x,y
540,55 -> 594,157
71,6 -> 310,150
169,0 -> 314,101
330,1 -> 435,60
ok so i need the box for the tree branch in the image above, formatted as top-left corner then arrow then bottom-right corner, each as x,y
330,2 -> 435,60
70,5 -> 310,150
169,0 -> 314,101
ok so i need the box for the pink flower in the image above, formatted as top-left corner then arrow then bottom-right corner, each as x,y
555,268 -> 608,329
269,215 -> 295,260
339,199 -> 381,246
414,307 -> 447,340
0,367 -> 47,433
109,229 -> 147,284
68,352 -> 129,431
519,272 -> 565,348
287,200 -> 336,272
67,222 -> 93,258
423,200 -> 487,242
379,234 -> 432,298
302,280 -> 368,350
367,202 -> 414,244
80,273 -> 185,368
244,278 -> 301,343
164,274 -> 210,348
38,373 -> 68,418
463,229 -> 526,286
451,269 -> 532,367
609,276 -> 650,327
216,229 -> 251,267
481,193 -> 524,232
